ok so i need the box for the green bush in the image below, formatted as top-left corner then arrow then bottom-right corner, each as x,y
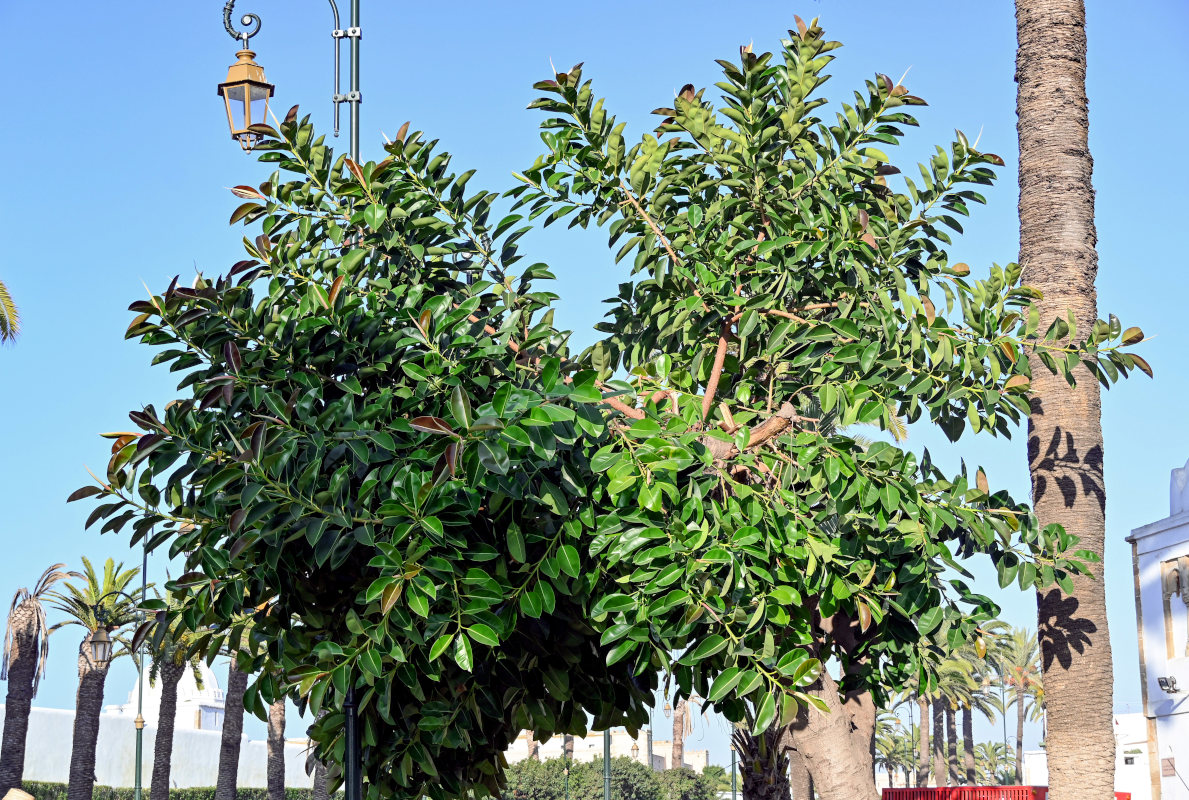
501,757 -> 711,800
23,783 -> 329,800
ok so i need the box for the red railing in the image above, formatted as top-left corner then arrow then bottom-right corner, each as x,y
882,790 -> 1131,800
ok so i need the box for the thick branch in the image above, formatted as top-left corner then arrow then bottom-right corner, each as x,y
701,402 -> 814,460
701,322 -> 732,420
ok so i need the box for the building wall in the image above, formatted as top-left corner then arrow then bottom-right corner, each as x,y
0,706 -> 314,789
1129,462 -> 1189,800
508,730 -> 708,772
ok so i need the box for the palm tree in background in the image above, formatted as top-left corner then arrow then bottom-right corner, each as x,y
994,628 -> 1042,783
0,564 -> 79,794
144,594 -> 203,800
974,742 -> 1016,785
0,279 -> 18,343
958,636 -> 1006,785
48,557 -> 140,800
215,657 -> 250,800
874,713 -> 915,788
267,690 -> 286,800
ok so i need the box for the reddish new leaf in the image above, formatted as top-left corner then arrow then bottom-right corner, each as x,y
410,416 -> 455,435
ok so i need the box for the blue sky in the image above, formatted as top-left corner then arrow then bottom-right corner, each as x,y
0,0 -> 1185,765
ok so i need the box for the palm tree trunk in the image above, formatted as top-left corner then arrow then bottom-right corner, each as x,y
150,662 -> 185,800
915,697 -> 929,787
267,698 -> 286,800
961,708 -> 976,785
944,706 -> 959,785
312,760 -> 329,800
527,734 -> 540,761
930,700 -> 945,787
0,606 -> 38,795
215,662 -> 249,800
671,699 -> 686,770
1016,2 -> 1114,799
735,725 -> 792,800
66,634 -> 110,800
1015,696 -> 1025,783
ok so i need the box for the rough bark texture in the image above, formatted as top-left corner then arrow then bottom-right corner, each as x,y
944,706 -> 959,785
1016,1 -> 1115,798
961,709 -> 976,784
788,745 -> 812,800
0,604 -> 38,795
915,697 -> 930,787
215,662 -> 249,800
1015,698 -> 1026,783
787,673 -> 877,800
312,760 -> 329,800
563,734 -> 574,763
527,734 -> 540,761
150,662 -> 185,800
66,633 -> 110,800
930,700 -> 945,786
735,726 -> 791,800
268,698 -> 286,800
671,700 -> 686,769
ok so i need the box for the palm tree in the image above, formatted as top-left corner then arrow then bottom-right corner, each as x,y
959,638 -> 1004,785
215,659 -> 249,800
0,564 -> 78,794
921,658 -> 974,786
145,595 -> 203,800
670,699 -> 688,770
874,714 -> 915,788
973,742 -> 1016,785
268,695 -> 286,800
1015,2 -> 1115,798
0,278 -> 18,343
994,628 -> 1042,783
48,557 -> 140,800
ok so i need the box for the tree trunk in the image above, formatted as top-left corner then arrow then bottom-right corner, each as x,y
735,726 -> 791,800
312,759 -> 329,800
1016,2 -> 1115,799
930,700 -> 945,787
671,699 -> 686,770
268,697 -> 286,800
789,746 -> 812,800
66,632 -> 110,800
915,696 -> 929,787
150,662 -> 185,800
215,662 -> 249,800
945,706 -> 959,786
961,708 -> 976,785
527,733 -> 540,761
0,604 -> 38,795
786,672 -> 877,800
563,733 -> 574,763
1015,695 -> 1026,783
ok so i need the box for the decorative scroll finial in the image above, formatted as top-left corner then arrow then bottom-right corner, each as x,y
223,0 -> 261,47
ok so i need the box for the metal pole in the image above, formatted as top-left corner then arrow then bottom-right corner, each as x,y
731,746 -> 736,800
348,0 -> 360,161
909,701 -> 916,788
134,542 -> 147,800
647,712 -> 653,772
603,729 -> 611,800
1000,680 -> 1009,783
344,685 -> 362,800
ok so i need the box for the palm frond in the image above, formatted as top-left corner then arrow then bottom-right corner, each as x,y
3,563 -> 79,695
0,278 -> 19,343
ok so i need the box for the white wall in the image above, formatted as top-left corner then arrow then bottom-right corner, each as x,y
0,706 -> 314,789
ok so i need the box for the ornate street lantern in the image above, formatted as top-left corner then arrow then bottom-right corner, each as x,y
89,627 -> 114,666
217,46 -> 274,150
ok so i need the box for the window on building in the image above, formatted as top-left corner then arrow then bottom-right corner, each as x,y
1124,757 -> 1135,766
198,706 -> 225,732
1162,557 -> 1189,659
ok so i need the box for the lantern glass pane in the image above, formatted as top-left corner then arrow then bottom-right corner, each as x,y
224,83 -> 249,133
248,84 -> 270,129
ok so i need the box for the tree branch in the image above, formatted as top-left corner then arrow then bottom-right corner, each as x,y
701,322 -> 732,421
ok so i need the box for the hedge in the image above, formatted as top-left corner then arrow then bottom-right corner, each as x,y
23,783 -> 333,800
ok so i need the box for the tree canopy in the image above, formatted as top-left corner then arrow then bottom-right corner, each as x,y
71,18 -> 1145,800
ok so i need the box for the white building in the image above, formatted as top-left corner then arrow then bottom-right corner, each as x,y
507,729 -> 708,772
0,664 -> 314,789
1126,459 -> 1189,800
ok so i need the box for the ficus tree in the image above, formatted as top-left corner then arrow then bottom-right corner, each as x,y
72,18 -> 1144,800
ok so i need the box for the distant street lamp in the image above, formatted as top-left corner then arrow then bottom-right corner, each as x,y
632,742 -> 639,762
90,581 -> 147,800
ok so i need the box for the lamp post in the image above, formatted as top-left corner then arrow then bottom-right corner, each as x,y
646,709 -> 653,771
730,744 -> 736,800
217,10 -> 363,796
603,729 -> 612,800
219,0 -> 362,161
90,581 -> 147,800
